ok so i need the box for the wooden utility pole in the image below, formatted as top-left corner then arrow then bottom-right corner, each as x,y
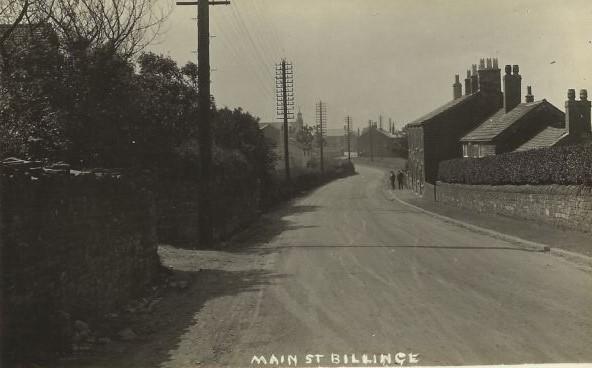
316,101 -> 327,173
368,120 -> 374,162
276,59 -> 294,182
344,116 -> 352,162
357,127 -> 360,157
176,0 -> 230,246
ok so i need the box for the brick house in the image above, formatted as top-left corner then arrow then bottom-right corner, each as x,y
406,58 -> 591,194
460,65 -> 589,157
516,89 -> 591,151
358,125 -> 400,157
406,58 -> 502,193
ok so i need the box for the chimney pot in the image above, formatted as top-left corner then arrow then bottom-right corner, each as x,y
580,89 -> 588,101
479,59 -> 485,70
455,74 -> 460,83
568,89 -> 576,100
512,65 -> 520,75
505,65 -> 512,75
472,64 -> 478,75
486,58 -> 492,69
525,85 -> 534,103
493,58 -> 499,69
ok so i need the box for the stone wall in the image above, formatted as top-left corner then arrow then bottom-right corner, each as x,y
435,181 -> 592,232
1,159 -> 160,359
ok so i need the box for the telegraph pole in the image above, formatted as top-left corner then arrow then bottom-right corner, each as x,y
357,127 -> 360,157
344,116 -> 352,162
316,101 -> 327,173
275,59 -> 294,182
368,120 -> 374,162
176,0 -> 230,246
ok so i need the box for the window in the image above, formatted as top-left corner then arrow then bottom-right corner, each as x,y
463,144 -> 468,158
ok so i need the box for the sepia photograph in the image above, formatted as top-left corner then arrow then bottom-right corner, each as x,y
1,0 -> 591,367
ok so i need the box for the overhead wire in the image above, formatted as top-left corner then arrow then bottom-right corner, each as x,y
211,3 -> 276,110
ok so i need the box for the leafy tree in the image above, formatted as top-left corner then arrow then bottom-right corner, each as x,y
296,124 -> 314,150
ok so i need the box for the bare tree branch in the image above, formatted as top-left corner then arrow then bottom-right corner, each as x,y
38,0 -> 171,58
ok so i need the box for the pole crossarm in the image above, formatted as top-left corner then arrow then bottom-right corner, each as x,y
176,1 -> 230,5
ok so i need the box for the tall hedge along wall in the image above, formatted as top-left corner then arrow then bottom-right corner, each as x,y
1,160 -> 160,359
156,149 -> 263,245
438,143 -> 592,186
156,155 -> 357,246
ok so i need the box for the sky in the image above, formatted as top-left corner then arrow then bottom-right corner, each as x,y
150,0 -> 592,132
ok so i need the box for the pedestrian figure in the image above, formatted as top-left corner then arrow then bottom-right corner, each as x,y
389,170 -> 396,190
397,170 -> 405,189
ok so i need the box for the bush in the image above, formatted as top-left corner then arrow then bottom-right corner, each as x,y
438,143 -> 592,186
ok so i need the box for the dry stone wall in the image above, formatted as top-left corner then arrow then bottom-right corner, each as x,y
435,182 -> 592,232
1,159 -> 160,358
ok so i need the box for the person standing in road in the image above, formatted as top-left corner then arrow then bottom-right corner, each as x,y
389,170 -> 396,190
397,170 -> 405,189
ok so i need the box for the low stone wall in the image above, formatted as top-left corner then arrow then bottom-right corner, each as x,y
1,160 -> 160,359
435,182 -> 592,233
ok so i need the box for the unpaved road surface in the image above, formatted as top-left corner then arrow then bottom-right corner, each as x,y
63,164 -> 592,367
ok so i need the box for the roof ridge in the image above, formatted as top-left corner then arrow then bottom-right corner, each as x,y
407,92 -> 482,127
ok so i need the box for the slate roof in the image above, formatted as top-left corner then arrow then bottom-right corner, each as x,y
461,100 -> 546,142
514,126 -> 567,152
407,92 -> 482,127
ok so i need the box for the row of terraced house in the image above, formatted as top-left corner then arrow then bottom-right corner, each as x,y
406,57 -> 592,194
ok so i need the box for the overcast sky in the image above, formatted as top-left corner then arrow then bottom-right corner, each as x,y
150,0 -> 592,132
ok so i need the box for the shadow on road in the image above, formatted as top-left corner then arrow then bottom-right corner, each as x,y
55,265 -> 287,368
252,244 -> 544,252
52,203 -> 322,367
223,204 -> 321,255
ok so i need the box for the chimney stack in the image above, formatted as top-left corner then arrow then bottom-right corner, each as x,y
453,74 -> 462,99
465,70 -> 472,95
565,88 -> 592,137
471,64 -> 479,93
503,64 -> 522,112
525,85 -> 534,103
478,57 -> 502,97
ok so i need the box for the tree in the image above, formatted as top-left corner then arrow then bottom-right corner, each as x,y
296,124 -> 314,150
0,0 -> 50,41
40,0 -> 170,59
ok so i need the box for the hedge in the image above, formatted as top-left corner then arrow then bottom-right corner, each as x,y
438,143 -> 592,186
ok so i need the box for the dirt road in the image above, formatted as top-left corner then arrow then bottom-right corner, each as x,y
67,164 -> 592,367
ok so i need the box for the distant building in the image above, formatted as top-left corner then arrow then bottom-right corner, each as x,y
406,58 -> 591,194
323,128 -> 358,158
357,126 -> 401,158
259,118 -> 313,171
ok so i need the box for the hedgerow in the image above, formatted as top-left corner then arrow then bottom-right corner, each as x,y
438,143 -> 592,186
